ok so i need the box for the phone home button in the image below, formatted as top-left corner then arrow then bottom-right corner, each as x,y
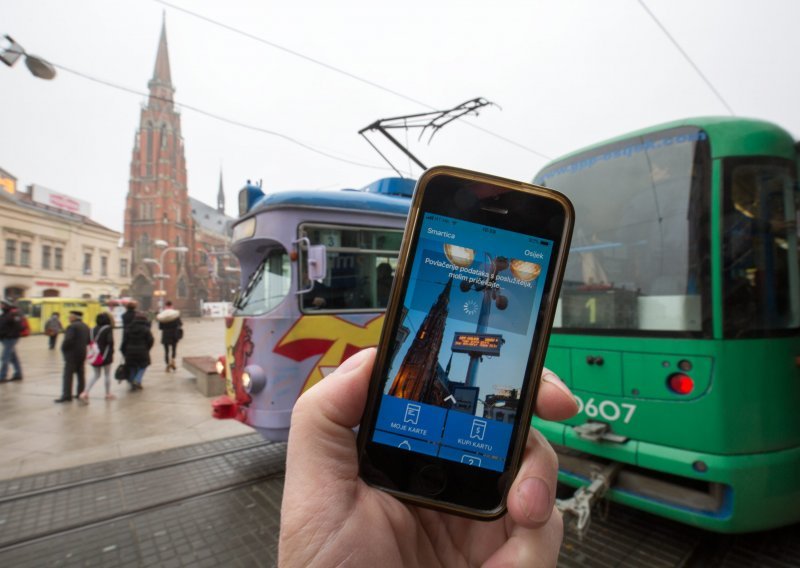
415,465 -> 447,496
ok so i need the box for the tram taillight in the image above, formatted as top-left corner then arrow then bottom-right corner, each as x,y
667,373 -> 694,395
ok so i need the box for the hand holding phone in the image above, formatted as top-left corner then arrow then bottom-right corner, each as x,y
357,166 -> 574,519
279,345 -> 578,566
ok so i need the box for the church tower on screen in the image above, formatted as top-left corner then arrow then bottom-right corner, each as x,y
388,279 -> 453,405
124,18 -> 196,312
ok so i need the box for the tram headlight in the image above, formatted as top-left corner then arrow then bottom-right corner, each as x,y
243,365 -> 267,394
216,356 -> 227,378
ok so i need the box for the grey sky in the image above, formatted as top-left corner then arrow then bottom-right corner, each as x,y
3,0 -> 799,233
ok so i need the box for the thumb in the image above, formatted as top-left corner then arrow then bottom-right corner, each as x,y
285,348 -> 376,483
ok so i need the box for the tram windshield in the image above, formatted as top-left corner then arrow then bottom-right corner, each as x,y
233,247 -> 291,316
722,159 -> 800,336
534,127 -> 710,334
299,224 -> 403,311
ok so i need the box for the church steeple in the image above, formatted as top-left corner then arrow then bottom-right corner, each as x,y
388,278 -> 453,403
217,169 -> 225,213
148,14 -> 175,107
126,15 -> 193,313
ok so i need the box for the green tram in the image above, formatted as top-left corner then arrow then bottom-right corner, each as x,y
533,117 -> 800,532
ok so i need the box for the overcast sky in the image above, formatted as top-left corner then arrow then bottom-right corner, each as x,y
3,0 -> 800,233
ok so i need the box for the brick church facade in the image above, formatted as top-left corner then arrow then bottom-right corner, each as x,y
124,19 -> 237,314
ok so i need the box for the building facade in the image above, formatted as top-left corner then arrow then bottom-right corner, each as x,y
0,184 -> 132,301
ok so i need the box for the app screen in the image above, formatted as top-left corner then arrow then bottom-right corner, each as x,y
371,212 -> 553,472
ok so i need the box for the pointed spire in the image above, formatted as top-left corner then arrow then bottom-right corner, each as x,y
217,169 -> 225,213
152,13 -> 173,87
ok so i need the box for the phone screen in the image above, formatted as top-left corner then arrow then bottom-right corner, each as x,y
370,211 -> 553,473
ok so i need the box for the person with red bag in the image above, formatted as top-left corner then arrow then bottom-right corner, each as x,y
79,312 -> 115,402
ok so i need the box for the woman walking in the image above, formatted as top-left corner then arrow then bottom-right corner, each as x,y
120,312 -> 153,391
79,312 -> 115,402
156,300 -> 183,372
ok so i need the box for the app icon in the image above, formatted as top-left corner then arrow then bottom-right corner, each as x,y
461,454 -> 482,467
404,403 -> 421,425
470,419 -> 487,441
398,440 -> 412,450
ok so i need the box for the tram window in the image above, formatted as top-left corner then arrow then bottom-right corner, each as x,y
299,224 -> 402,312
723,160 -> 800,336
16,300 -> 32,316
233,248 -> 291,316
535,127 -> 709,333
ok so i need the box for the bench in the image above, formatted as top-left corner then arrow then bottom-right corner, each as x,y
182,356 -> 227,397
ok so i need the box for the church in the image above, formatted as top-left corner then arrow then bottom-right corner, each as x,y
124,19 -> 238,314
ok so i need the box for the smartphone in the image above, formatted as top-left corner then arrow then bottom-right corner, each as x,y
356,166 -> 574,519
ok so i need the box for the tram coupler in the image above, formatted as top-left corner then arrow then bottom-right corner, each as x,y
557,462 -> 623,538
573,421 -> 628,444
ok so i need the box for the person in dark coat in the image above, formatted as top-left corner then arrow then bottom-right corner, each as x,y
79,312 -> 115,402
56,310 -> 90,403
121,300 -> 138,341
121,312 -> 154,391
157,300 -> 183,372
0,298 -> 24,382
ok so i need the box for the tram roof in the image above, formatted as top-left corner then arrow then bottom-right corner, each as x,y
240,177 -> 414,218
537,116 -> 796,172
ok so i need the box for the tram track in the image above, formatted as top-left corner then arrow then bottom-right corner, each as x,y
559,498 -> 800,568
0,435 -> 796,567
0,439 -> 271,506
0,469 -> 284,554
0,436 -> 288,564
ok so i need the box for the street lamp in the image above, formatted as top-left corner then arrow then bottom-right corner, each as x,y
143,245 -> 189,311
1,35 -> 56,80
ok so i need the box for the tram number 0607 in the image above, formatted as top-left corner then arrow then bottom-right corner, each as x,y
574,395 -> 637,424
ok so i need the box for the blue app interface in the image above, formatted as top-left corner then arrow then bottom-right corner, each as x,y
371,212 -> 553,472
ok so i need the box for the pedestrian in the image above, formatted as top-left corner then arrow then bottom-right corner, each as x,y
0,298 -> 24,382
121,311 -> 153,391
44,312 -> 63,350
121,299 -> 138,343
55,310 -> 90,403
156,300 -> 183,372
79,312 -> 115,402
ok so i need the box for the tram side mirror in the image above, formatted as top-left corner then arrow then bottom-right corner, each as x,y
307,244 -> 327,282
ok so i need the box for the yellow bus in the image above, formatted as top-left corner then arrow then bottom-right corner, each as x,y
15,298 -> 105,334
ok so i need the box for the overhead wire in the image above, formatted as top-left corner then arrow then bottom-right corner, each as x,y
155,0 -> 552,161
51,62 -> 390,170
637,0 -> 735,116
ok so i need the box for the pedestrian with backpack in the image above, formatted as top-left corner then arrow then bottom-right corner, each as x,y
79,312 -> 115,402
0,298 -> 24,382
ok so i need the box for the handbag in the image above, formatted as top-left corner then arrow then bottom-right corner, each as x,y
115,363 -> 129,382
86,341 -> 103,365
86,325 -> 110,366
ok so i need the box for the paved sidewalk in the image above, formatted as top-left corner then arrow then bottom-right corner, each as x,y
0,317 -> 253,481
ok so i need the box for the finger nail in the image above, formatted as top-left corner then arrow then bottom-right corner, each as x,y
542,371 -> 574,400
518,476 -> 551,524
336,348 -> 372,374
